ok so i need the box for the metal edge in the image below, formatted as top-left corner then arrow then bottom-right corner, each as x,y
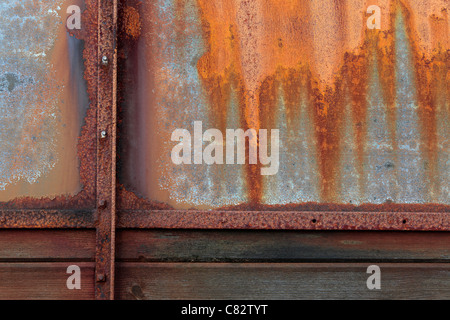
0,208 -> 447,231
117,210 -> 450,231
95,0 -> 118,300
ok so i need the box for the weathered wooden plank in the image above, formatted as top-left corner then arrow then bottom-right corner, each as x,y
3,229 -> 449,262
0,261 -> 448,299
0,210 -> 95,229
0,229 -> 447,263
0,230 -> 95,261
117,210 -> 450,231
117,230 -> 450,262
0,262 -> 94,300
116,262 -> 450,300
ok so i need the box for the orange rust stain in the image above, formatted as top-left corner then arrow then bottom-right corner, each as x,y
194,0 -> 448,204
196,0 -> 366,203
122,6 -> 142,40
117,0 -> 448,209
394,0 -> 448,201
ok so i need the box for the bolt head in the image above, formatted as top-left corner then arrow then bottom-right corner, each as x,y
96,273 -> 106,282
101,56 -> 108,65
100,130 -> 107,139
98,200 -> 107,209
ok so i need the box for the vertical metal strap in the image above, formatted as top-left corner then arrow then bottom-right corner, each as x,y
95,0 -> 118,300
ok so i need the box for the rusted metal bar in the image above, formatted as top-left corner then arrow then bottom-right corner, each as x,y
0,210 -> 95,229
95,0 -> 118,300
118,210 -> 450,231
0,0 -> 97,210
0,207 -> 446,231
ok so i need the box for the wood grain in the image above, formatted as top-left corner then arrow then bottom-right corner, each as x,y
0,230 -> 448,299
117,230 -> 450,262
1,230 -> 448,263
0,230 -> 95,261
0,262 -> 94,300
116,262 -> 450,300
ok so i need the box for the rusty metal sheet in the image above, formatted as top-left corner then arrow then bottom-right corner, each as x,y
117,0 -> 449,219
0,0 -> 97,210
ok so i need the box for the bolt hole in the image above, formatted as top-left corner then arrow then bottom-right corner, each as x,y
312,219 -> 317,224
402,219 -> 407,224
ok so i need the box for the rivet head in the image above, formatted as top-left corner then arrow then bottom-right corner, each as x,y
98,200 -> 107,209
101,56 -> 108,66
100,130 -> 107,139
96,273 -> 106,282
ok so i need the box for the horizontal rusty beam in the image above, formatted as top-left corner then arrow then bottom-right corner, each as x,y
0,210 -> 95,229
0,208 -> 447,231
117,210 -> 450,231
